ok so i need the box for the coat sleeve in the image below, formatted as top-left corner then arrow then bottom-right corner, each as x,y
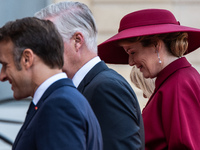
161,72 -> 200,149
35,97 -> 86,150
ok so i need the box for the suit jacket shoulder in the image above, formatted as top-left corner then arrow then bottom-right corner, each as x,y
78,61 -> 145,150
13,78 -> 102,150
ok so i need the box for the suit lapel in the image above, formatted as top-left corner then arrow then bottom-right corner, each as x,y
78,61 -> 108,93
12,102 -> 38,149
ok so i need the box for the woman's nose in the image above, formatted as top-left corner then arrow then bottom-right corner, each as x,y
128,56 -> 135,66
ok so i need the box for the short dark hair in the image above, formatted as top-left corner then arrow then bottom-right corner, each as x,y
0,17 -> 64,70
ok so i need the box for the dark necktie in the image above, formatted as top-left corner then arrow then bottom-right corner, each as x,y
12,101 -> 37,149
24,101 -> 35,122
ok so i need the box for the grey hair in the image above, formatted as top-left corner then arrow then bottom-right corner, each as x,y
34,1 -> 98,53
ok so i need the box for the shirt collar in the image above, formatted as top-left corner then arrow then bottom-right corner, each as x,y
32,72 -> 67,105
72,56 -> 101,87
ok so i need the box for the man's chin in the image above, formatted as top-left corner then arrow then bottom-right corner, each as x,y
13,94 -> 26,100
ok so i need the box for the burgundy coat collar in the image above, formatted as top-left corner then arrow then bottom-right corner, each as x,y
144,57 -> 191,108
155,57 -> 191,92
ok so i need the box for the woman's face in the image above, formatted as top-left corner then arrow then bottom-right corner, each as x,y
119,41 -> 161,78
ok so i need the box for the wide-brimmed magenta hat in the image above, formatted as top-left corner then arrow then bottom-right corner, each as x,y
98,9 -> 200,64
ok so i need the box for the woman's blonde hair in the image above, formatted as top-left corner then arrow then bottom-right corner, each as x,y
130,67 -> 155,99
119,32 -> 188,57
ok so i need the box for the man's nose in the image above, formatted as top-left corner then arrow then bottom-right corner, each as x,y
0,67 -> 8,82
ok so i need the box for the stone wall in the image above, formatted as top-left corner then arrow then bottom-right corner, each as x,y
54,0 -> 200,109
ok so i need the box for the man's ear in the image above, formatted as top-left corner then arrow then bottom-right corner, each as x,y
73,32 -> 84,51
22,49 -> 34,69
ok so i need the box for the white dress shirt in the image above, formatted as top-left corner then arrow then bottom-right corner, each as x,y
72,56 -> 101,88
32,72 -> 67,105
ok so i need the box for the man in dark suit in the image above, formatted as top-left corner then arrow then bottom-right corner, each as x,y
35,1 -> 145,150
0,17 -> 102,150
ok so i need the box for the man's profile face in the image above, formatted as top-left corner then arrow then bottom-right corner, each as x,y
0,40 -> 30,100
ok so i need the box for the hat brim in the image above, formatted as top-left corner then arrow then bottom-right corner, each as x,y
98,24 -> 200,64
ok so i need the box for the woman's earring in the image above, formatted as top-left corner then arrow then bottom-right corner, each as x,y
156,50 -> 162,64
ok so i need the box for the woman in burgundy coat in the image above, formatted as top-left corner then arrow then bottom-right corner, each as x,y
98,8 -> 200,150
